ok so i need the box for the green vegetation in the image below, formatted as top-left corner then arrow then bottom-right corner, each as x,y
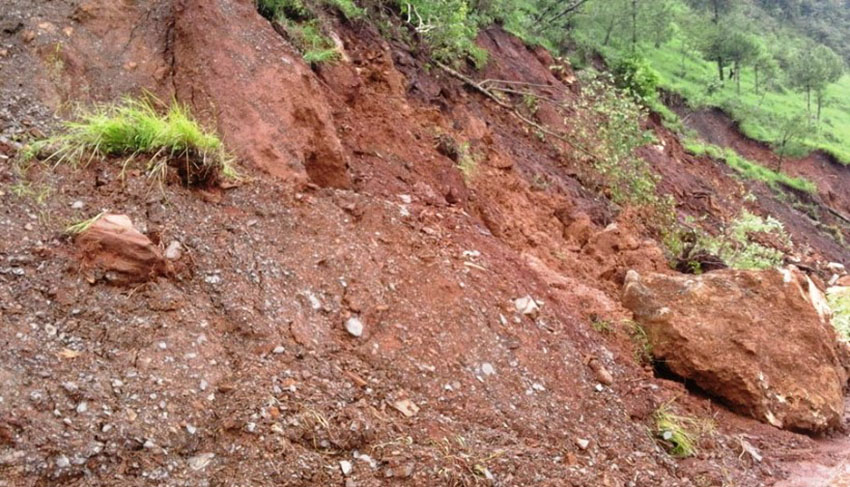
682,140 -> 816,193
574,71 -> 660,206
399,0 -> 488,67
653,404 -> 699,458
31,97 -> 236,184
827,286 -> 850,342
628,321 -> 653,365
695,209 -> 790,270
65,211 -> 107,235
570,0 -> 850,163
257,0 -> 362,65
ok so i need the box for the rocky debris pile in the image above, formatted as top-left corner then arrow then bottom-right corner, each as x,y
74,213 -> 165,283
622,267 -> 846,433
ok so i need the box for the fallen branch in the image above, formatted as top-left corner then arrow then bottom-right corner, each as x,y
434,61 -> 598,160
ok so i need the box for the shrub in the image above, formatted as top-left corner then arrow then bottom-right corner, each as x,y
32,97 -> 237,185
612,54 -> 661,103
827,287 -> 850,342
398,0 -> 488,68
696,210 -> 790,270
574,71 -> 659,206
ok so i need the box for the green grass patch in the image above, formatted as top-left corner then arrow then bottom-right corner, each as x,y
683,139 -> 816,194
32,97 -> 237,185
653,404 -> 700,458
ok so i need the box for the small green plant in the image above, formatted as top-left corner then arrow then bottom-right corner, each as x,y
590,316 -> 612,333
257,0 -> 351,65
65,211 -> 107,235
31,97 -> 237,185
628,320 -> 653,365
653,404 -> 699,458
827,287 -> 850,342
282,19 -> 340,65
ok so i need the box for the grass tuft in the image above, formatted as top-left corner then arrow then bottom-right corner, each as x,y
33,97 -> 237,185
653,404 -> 699,458
65,211 -> 107,235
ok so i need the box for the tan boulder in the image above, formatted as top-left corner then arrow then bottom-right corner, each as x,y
622,267 -> 846,432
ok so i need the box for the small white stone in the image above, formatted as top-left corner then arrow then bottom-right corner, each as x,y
199,379 -> 209,391
101,424 -> 113,433
398,194 -> 412,204
143,439 -> 156,449
55,455 -> 70,468
71,201 -> 84,209
272,346 -> 285,354
165,241 -> 182,260
481,363 -> 495,376
186,424 -> 197,435
576,438 -> 590,450
339,460 -> 353,476
345,317 -> 364,337
76,401 -> 88,414
158,342 -> 167,350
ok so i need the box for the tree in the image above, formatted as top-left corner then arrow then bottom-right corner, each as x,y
691,0 -> 735,79
724,32 -> 760,94
789,44 -> 844,119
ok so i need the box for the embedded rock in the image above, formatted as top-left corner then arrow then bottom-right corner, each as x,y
75,214 -> 165,283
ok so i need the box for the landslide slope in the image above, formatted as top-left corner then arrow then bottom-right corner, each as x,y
1,1 -> 847,486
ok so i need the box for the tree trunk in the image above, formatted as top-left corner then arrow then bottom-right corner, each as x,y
817,92 -> 823,121
736,61 -> 741,94
717,58 -> 724,81
806,87 -> 811,115
603,18 -> 615,46
631,0 -> 638,51
754,66 -> 759,95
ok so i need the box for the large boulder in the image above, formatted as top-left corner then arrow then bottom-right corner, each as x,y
622,267 -> 846,433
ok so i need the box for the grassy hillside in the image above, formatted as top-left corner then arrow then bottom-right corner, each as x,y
569,0 -> 850,164
645,34 -> 850,163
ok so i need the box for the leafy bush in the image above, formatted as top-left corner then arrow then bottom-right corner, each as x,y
696,210 -> 790,270
612,54 -> 660,102
398,0 -> 488,67
31,97 -> 237,184
827,287 -> 850,342
574,71 -> 658,206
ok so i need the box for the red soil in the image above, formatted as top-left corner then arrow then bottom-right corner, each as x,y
1,1 -> 848,486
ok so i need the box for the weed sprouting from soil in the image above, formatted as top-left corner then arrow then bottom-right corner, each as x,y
65,211 -> 107,235
653,404 -> 699,458
28,97 -> 237,185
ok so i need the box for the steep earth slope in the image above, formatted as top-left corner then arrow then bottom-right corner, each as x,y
1,1 -> 849,486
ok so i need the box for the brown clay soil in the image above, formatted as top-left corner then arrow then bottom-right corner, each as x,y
1,1 -> 850,486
